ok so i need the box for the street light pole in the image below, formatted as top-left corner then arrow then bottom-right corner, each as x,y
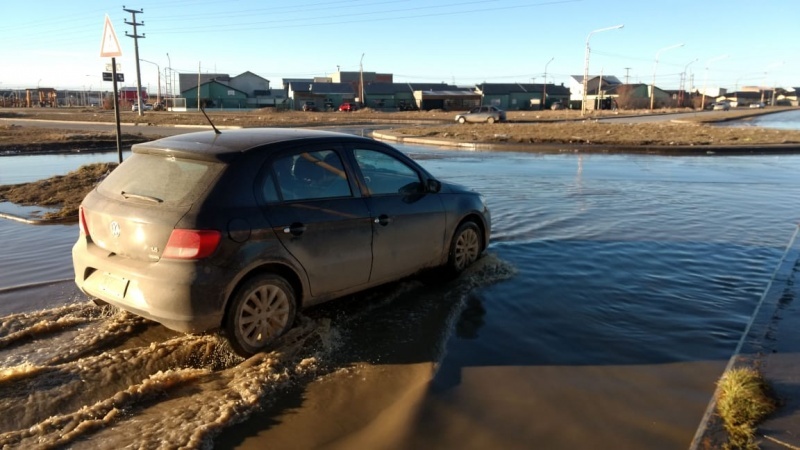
359,53 -> 365,108
166,52 -> 172,98
650,43 -> 684,110
760,61 -> 785,104
680,58 -> 698,106
140,58 -> 161,106
582,24 -> 623,116
542,56 -> 554,110
700,54 -> 729,111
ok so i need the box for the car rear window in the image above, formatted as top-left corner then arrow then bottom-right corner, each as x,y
98,153 -> 222,206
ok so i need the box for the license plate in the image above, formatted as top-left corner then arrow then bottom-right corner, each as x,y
99,272 -> 129,299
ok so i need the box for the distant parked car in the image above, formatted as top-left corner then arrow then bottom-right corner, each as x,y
72,128 -> 491,356
131,103 -> 153,112
712,102 -> 731,111
338,102 -> 358,112
455,106 -> 507,124
750,102 -> 765,109
301,101 -> 318,112
550,101 -> 565,110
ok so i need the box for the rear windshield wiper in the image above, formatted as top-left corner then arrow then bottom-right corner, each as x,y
121,191 -> 163,203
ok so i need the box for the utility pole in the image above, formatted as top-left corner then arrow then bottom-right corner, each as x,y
597,67 -> 604,110
123,6 -> 145,116
624,67 -> 631,84
542,57 -> 554,110
140,59 -> 160,106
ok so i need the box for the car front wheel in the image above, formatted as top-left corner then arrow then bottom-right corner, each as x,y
458,116 -> 466,124
486,117 -> 495,124
447,221 -> 483,275
224,274 -> 297,357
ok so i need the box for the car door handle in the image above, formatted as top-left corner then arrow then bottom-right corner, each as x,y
283,222 -> 307,236
373,214 -> 392,226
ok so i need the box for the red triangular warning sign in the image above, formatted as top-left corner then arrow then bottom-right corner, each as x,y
100,15 -> 123,58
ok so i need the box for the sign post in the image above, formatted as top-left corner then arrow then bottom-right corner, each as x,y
100,14 -> 124,163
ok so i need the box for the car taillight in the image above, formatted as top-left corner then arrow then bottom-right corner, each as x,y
162,229 -> 221,260
79,206 -> 90,237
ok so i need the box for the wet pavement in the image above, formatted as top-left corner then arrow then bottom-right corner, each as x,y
691,226 -> 800,449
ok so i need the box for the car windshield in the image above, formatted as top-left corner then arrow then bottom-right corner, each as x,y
98,154 -> 223,206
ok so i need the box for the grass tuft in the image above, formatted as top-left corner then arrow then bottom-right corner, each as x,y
716,367 -> 777,449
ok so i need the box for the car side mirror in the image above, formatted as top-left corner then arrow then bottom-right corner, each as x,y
427,178 -> 441,193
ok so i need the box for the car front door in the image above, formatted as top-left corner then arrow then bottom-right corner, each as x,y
259,146 -> 373,296
348,145 -> 448,284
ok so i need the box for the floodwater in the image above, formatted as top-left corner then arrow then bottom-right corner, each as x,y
719,108 -> 800,130
1,114 -> 800,449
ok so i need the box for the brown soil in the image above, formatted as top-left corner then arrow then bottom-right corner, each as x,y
0,163 -> 117,221
0,124 -> 150,155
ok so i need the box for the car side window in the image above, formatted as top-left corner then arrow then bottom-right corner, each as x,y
353,149 -> 423,195
264,150 -> 351,202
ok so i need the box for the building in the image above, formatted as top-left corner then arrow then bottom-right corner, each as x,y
118,87 -> 147,107
181,79 -> 248,109
363,83 -> 478,111
330,71 -> 393,105
287,81 -> 355,111
179,71 -> 285,109
570,75 -> 621,109
169,68 -> 579,112
475,83 -> 570,110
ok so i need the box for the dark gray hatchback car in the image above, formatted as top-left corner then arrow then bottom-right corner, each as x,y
72,128 -> 490,356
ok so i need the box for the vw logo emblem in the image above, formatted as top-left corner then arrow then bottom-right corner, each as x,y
110,221 -> 121,238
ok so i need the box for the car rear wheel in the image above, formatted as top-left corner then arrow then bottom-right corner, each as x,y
447,221 -> 483,275
486,117 -> 495,124
224,274 -> 297,357
458,116 -> 466,124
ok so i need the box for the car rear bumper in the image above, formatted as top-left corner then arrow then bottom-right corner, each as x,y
72,239 -> 227,333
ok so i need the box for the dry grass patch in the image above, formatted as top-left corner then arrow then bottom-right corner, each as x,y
716,367 -> 777,449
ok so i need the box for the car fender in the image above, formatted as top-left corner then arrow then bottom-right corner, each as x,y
220,245 -> 311,317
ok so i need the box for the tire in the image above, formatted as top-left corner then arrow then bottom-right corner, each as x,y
447,221 -> 483,275
486,117 -> 495,124
458,116 -> 466,124
224,274 -> 297,357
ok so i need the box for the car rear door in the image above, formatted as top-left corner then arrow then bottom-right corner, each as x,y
347,144 -> 447,284
259,146 -> 373,296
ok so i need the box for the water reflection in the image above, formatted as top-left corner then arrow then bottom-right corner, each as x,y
455,294 -> 486,340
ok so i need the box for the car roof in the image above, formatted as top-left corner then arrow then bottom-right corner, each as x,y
131,128 -> 372,162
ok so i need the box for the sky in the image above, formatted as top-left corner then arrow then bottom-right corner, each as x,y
1,0 -> 798,95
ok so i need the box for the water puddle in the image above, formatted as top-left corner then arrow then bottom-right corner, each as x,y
0,201 -> 60,222
0,254 -> 513,449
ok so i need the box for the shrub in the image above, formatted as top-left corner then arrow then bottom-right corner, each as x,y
716,367 -> 777,449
